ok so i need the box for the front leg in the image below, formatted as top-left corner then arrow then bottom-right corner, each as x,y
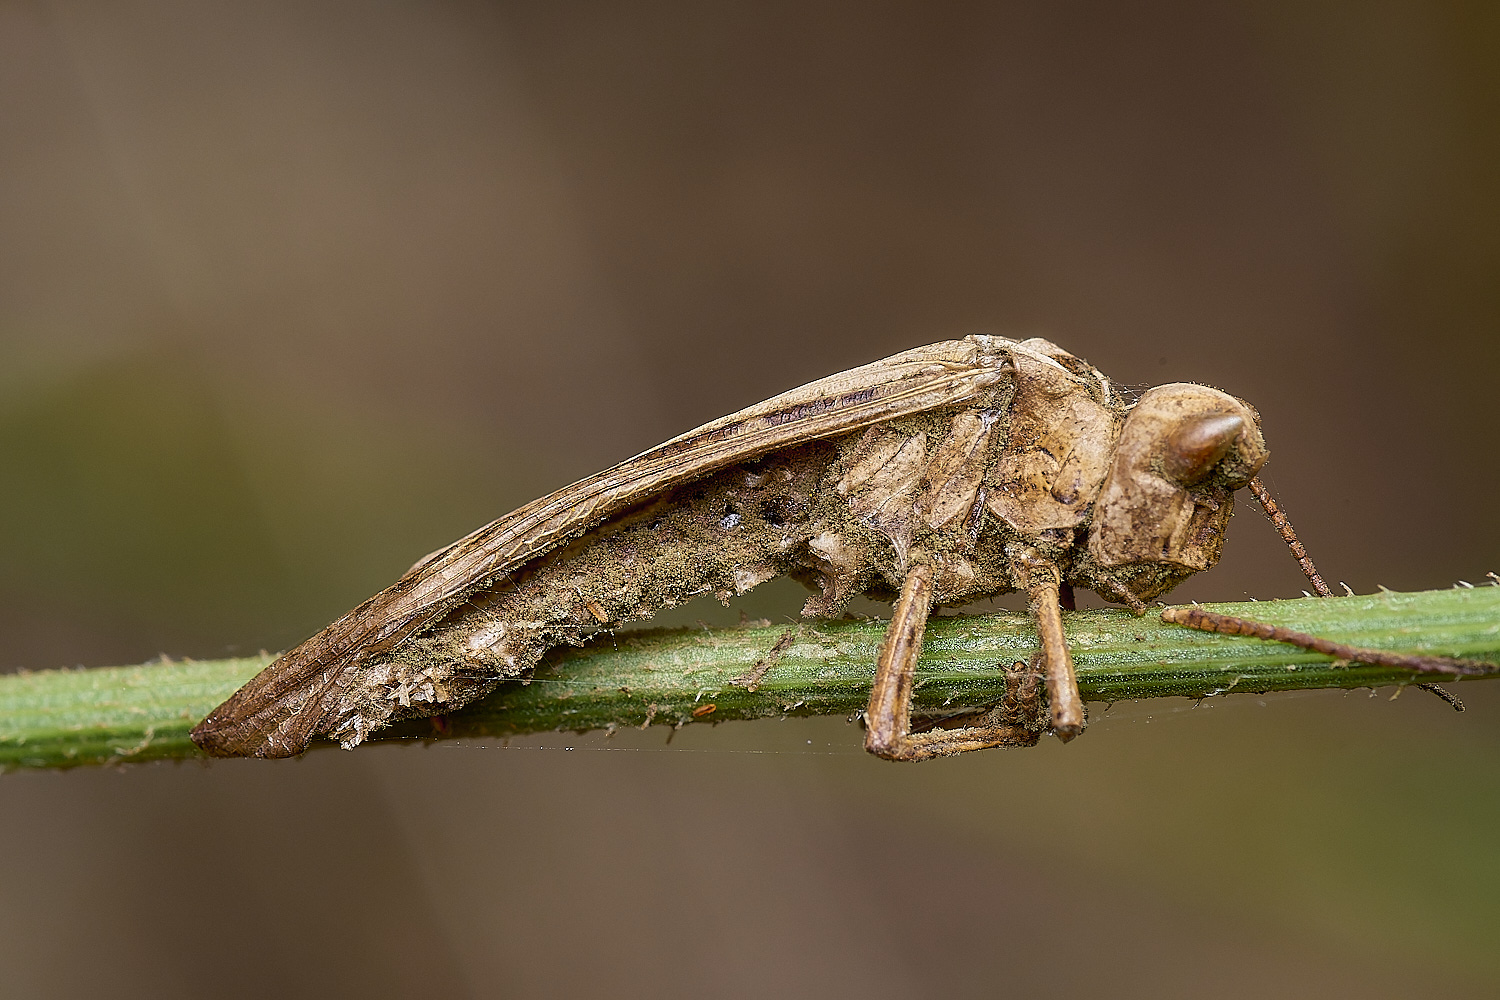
1007,544 -> 1086,739
864,558 -> 1049,761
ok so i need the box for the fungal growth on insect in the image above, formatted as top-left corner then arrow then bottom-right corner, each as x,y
192,336 -> 1477,760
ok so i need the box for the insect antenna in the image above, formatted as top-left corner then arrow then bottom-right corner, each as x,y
1248,477 -> 1332,597
1159,606 -> 1494,676
1163,478 -> 1494,687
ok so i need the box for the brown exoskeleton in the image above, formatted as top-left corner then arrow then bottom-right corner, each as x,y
192,336 -> 1480,759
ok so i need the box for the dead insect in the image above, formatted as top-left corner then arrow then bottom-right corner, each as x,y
191,336 -> 1480,760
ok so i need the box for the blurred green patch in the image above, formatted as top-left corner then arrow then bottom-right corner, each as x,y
0,348 -> 543,663
0,351 -> 288,646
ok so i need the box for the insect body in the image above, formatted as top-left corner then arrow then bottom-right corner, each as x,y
191,336 -> 1473,760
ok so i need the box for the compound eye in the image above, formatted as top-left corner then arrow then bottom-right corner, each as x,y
1162,412 -> 1243,486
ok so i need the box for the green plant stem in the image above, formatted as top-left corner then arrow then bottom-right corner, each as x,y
4,587 -> 1499,771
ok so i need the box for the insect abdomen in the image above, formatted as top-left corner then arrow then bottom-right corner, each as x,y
407,442 -> 843,674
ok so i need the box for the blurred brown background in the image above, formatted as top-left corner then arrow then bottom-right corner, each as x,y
2,2 -> 1498,997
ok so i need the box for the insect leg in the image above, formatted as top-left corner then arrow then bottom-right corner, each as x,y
1416,683 -> 1465,711
1007,545 -> 1086,739
864,560 -> 1046,760
864,561 -> 935,759
1160,606 -> 1496,677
